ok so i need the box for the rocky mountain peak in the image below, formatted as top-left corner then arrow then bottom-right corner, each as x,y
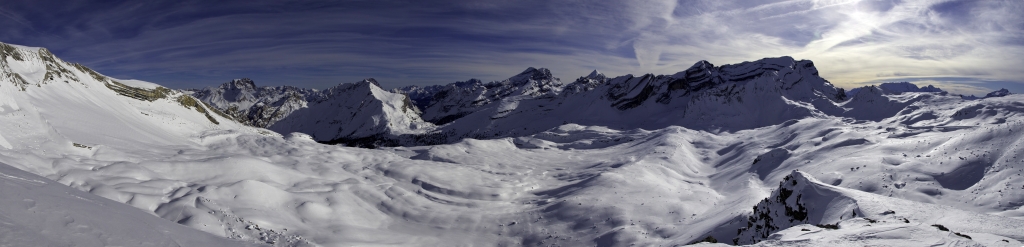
986,88 -> 1011,98
228,78 -> 257,90
735,170 -> 819,244
453,78 -> 483,88
846,82 -> 946,96
688,60 -> 715,71
509,67 -> 555,84
357,78 -> 382,88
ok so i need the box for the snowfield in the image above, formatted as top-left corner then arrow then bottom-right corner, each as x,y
3,41 -> 1024,246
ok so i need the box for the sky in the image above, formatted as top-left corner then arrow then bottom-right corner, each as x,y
1,0 -> 1022,95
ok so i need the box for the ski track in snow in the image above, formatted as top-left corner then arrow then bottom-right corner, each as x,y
2,42 -> 1024,246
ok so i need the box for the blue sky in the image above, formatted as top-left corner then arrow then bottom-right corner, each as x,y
1,0 -> 1022,95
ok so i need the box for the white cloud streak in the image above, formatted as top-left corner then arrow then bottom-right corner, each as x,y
0,0 -> 1020,92
625,0 -> 1024,91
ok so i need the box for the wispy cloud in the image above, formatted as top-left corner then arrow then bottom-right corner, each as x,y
0,0 -> 1021,92
624,0 -> 1024,92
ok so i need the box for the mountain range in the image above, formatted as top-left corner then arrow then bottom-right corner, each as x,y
3,40 -> 1024,246
190,57 -> 844,146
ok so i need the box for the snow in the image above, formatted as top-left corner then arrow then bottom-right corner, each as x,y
268,78 -> 433,143
0,132 -> 11,149
188,78 -> 319,128
0,161 -> 258,247
737,170 -> 1024,246
191,78 -> 430,144
115,78 -> 161,89
3,41 -> 1024,246
4,43 -> 42,52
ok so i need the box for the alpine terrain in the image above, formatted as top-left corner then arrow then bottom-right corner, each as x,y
3,40 -> 1024,247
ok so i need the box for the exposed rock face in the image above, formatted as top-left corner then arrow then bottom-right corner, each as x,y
562,70 -> 606,95
191,78 -> 430,145
985,88 -> 1012,98
189,78 -> 320,127
846,81 -> 945,96
736,171 -> 816,244
195,57 -> 858,146
413,67 -> 563,125
269,79 -> 431,145
0,41 -> 253,148
391,84 -> 447,111
198,56 -> 1013,147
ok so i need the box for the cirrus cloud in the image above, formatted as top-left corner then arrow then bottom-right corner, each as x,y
0,0 -> 1019,95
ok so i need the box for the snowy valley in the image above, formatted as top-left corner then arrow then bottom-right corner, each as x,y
3,40 -> 1024,247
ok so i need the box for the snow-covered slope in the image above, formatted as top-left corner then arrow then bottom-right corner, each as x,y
201,57 -> 851,147
4,40 -> 1024,247
0,161 -> 259,247
267,79 -> 432,144
735,170 -> 1024,245
0,42 -> 293,245
414,67 -> 563,125
400,57 -> 848,145
562,69 -> 608,95
0,42 -> 262,150
390,84 -> 447,112
192,78 -> 431,145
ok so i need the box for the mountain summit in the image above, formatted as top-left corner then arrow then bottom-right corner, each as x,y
198,57 -> 859,146
4,40 -> 1024,246
191,77 -> 430,145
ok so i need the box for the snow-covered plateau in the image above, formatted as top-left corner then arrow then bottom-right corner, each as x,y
2,41 -> 1024,246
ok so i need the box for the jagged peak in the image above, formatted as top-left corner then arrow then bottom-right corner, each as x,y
514,67 -> 554,81
688,60 -> 715,70
846,82 -> 945,97
357,78 -> 382,88
586,70 -> 605,80
788,170 -> 817,185
675,57 -> 804,80
0,41 -> 42,54
226,78 -> 256,90
855,85 -> 882,94
877,82 -> 944,93
323,78 -> 384,95
454,78 -> 483,88
735,170 -> 822,245
986,88 -> 1011,98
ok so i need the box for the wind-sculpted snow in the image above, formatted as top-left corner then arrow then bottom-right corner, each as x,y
7,102 -> 1024,246
736,171 -> 1024,246
0,162 -> 259,247
0,42 -> 277,246
4,41 -> 1024,246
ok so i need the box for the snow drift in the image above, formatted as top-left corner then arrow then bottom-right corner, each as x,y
4,40 -> 1024,247
736,170 -> 1024,245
